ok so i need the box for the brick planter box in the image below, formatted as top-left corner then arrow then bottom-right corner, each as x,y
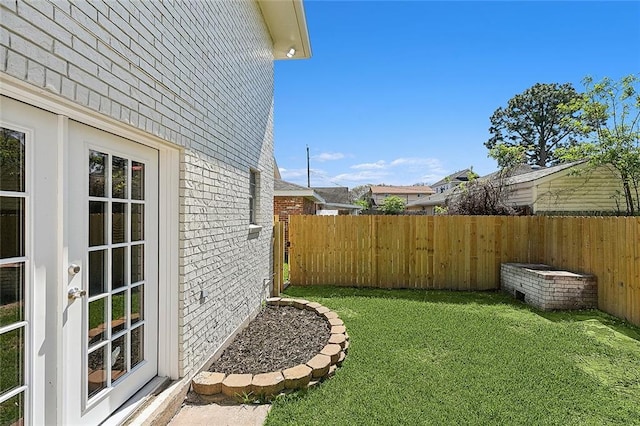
501,263 -> 597,311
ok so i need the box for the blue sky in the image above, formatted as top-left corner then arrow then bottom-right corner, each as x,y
274,0 -> 640,189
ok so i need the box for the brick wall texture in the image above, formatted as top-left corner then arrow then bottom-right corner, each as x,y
1,0 -> 275,377
501,263 -> 597,311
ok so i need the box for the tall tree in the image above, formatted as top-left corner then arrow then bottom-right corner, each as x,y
485,83 -> 586,167
557,74 -> 640,215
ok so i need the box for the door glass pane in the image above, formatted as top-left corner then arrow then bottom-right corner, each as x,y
0,128 -> 25,192
85,149 -> 151,399
88,250 -> 106,296
89,151 -> 107,197
112,247 -> 126,290
111,290 -> 126,335
0,197 -> 25,259
89,201 -> 107,247
131,326 -> 143,368
111,335 -> 127,382
131,244 -> 144,284
0,327 -> 24,393
87,346 -> 106,398
0,391 -> 23,426
131,161 -> 144,200
112,157 -> 128,199
131,204 -> 144,241
131,284 -> 143,325
88,298 -> 106,346
0,263 -> 24,327
112,202 -> 127,244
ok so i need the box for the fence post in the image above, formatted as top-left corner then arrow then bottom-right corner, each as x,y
272,217 -> 284,296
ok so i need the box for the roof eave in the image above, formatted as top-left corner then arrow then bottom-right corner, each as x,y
321,202 -> 363,210
275,190 -> 325,203
258,0 -> 312,60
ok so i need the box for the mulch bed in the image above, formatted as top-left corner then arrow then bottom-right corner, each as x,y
208,305 -> 331,375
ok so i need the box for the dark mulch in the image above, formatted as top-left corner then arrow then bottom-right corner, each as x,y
209,305 -> 331,375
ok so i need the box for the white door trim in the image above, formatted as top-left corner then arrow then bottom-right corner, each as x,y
0,75 -> 181,420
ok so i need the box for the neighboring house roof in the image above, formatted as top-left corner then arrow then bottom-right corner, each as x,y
313,187 -> 363,211
504,161 -> 585,185
258,0 -> 312,59
406,161 -> 587,208
370,185 -> 435,195
274,179 -> 325,203
321,202 -> 363,210
406,189 -> 453,207
313,187 -> 351,204
273,157 -> 282,180
431,169 -> 475,188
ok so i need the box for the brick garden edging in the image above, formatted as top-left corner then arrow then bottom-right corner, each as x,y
191,298 -> 349,401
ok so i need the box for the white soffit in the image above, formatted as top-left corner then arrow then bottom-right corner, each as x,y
258,0 -> 312,60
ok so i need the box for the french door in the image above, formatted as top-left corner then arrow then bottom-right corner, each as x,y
64,121 -> 159,425
0,96 -> 59,426
1,94 -> 161,426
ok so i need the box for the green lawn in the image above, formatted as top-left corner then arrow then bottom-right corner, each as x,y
266,286 -> 640,426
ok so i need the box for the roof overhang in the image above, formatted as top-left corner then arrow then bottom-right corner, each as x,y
321,202 -> 363,210
257,0 -> 312,60
275,189 -> 325,203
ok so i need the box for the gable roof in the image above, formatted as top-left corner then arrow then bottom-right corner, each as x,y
370,185 -> 434,195
274,179 -> 325,203
313,187 -> 351,204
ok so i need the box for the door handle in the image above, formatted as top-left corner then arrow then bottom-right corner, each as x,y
68,287 -> 87,300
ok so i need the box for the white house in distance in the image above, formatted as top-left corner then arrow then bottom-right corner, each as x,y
368,185 -> 434,208
407,162 -> 633,215
0,1 -> 311,425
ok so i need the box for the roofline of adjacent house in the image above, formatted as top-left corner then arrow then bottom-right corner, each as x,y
320,202 -> 364,210
407,195 -> 448,207
274,189 -> 325,203
258,0 -> 312,60
369,186 -> 435,194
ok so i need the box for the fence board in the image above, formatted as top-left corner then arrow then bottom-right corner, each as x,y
287,215 -> 640,326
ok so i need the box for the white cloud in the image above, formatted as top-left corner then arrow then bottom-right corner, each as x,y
280,157 -> 450,188
333,170 -> 391,183
313,152 -> 345,162
390,157 -> 442,168
279,168 -> 307,179
350,160 -> 387,170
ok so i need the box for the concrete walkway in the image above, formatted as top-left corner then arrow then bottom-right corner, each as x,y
167,403 -> 270,426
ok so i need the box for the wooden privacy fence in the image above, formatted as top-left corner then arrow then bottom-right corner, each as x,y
288,215 -> 640,326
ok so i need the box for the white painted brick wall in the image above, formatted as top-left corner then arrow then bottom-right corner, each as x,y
1,0 -> 276,376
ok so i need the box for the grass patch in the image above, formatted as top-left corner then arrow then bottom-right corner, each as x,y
266,286 -> 640,425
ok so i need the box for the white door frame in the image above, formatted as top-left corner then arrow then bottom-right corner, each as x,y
0,74 -> 181,424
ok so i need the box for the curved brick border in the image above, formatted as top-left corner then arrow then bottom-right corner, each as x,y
192,297 -> 349,401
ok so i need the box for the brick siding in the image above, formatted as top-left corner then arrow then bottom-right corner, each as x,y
1,0 -> 275,377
